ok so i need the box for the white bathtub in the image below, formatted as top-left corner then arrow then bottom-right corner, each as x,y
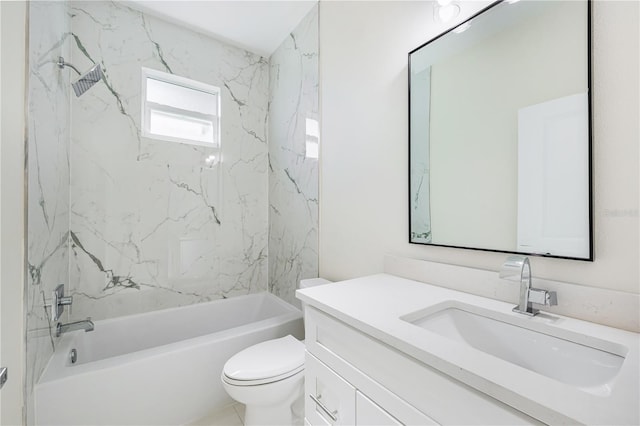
35,292 -> 304,426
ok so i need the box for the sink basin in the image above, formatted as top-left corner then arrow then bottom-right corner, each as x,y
401,302 -> 627,396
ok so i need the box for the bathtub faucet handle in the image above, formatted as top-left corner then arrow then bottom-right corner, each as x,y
52,284 -> 73,321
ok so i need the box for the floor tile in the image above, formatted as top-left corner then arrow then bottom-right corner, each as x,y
188,403 -> 243,426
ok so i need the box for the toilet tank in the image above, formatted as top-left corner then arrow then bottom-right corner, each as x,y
298,278 -> 332,315
299,278 -> 332,290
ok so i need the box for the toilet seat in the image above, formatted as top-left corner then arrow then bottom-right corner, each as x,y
222,335 -> 305,386
223,365 -> 304,386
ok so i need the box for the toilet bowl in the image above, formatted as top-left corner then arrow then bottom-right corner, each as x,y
222,335 -> 305,425
221,278 -> 331,426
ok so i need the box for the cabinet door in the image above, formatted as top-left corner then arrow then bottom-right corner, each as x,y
305,352 -> 356,425
356,392 -> 402,426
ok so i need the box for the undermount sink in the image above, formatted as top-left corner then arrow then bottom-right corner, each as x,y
401,302 -> 627,396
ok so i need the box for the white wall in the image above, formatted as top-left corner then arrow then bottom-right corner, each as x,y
319,1 -> 639,296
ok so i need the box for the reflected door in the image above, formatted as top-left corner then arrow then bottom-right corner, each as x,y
516,93 -> 590,258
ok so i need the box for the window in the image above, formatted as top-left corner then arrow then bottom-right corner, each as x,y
305,116 -> 319,159
141,68 -> 220,147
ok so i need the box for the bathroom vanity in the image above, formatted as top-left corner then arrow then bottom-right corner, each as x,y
297,274 -> 639,425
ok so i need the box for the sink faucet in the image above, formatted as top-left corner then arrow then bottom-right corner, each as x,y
56,319 -> 94,337
499,255 -> 557,316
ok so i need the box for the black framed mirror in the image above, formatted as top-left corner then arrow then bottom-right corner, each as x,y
409,0 -> 592,260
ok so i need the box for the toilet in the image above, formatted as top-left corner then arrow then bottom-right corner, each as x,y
221,278 -> 331,426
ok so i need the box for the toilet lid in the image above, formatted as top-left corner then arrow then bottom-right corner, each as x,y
223,335 -> 305,383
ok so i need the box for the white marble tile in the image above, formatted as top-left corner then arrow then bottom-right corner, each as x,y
268,6 -> 319,307
27,2 -> 317,421
26,2 -> 71,424
410,68 -> 432,243
68,1 -> 269,320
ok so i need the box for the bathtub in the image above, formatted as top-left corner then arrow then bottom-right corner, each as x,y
35,292 -> 304,426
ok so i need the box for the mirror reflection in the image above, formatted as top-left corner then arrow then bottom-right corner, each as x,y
409,0 -> 591,260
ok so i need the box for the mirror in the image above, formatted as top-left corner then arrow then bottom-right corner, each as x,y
409,0 -> 591,260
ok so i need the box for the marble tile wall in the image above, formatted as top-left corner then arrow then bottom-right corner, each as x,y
68,1 -> 270,321
25,3 -> 317,419
410,67 -> 432,243
268,6 -> 319,307
26,2 -> 71,423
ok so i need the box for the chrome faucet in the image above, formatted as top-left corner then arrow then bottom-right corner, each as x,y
50,284 -> 73,321
499,255 -> 557,316
56,319 -> 94,337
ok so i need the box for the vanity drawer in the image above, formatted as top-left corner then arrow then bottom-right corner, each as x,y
305,306 -> 542,426
305,352 -> 356,425
356,391 -> 401,426
306,351 -> 434,426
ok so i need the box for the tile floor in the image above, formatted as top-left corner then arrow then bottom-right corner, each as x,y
189,403 -> 246,426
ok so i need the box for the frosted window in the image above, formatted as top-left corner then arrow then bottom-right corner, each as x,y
142,68 -> 220,146
148,110 -> 214,144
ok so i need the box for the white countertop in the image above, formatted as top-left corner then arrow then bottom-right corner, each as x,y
296,274 -> 640,425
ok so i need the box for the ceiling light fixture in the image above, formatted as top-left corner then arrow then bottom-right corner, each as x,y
434,0 -> 460,23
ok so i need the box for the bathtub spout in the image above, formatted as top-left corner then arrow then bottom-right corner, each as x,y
56,319 -> 94,337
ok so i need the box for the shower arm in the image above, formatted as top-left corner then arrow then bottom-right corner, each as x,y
56,56 -> 82,76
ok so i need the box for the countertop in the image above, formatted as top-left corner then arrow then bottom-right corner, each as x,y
296,273 -> 640,425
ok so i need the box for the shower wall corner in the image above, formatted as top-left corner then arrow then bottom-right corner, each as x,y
25,1 -> 72,425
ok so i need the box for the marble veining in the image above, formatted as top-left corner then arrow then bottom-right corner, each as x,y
68,1 -> 270,320
26,2 -> 71,424
268,5 -> 319,306
26,3 -> 318,421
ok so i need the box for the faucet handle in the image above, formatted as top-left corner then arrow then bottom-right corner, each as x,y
528,288 -> 558,306
52,284 -> 74,321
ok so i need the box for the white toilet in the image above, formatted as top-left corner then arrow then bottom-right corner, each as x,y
221,278 -> 331,426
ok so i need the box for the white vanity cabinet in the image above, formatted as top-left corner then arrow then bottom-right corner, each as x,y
355,392 -> 402,425
304,306 -> 541,426
305,352 -> 356,425
305,352 -> 422,425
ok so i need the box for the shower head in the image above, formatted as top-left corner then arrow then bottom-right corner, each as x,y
57,56 -> 104,97
71,63 -> 103,97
